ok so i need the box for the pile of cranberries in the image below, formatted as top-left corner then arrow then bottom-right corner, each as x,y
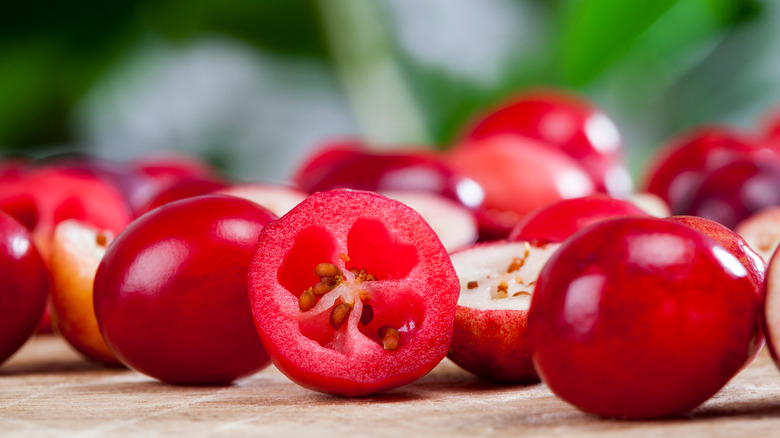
4,89 -> 780,420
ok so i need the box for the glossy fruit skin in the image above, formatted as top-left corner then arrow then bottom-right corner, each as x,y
666,215 -> 766,364
449,307 -> 536,384
462,89 -> 631,195
685,157 -> 780,230
248,189 -> 460,396
138,177 -> 228,215
0,166 -> 133,257
293,141 -> 485,213
667,216 -> 766,288
643,126 -> 769,215
0,211 -> 49,364
508,194 -> 648,244
128,154 -> 222,215
94,195 -> 276,384
528,218 -> 761,419
292,139 -> 363,189
447,135 -> 596,240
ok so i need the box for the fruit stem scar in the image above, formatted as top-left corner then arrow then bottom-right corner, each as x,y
96,231 -> 109,247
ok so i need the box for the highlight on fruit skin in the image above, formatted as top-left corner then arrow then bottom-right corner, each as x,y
93,195 -> 277,385
0,210 -> 49,366
527,217 -> 763,419
461,88 -> 633,196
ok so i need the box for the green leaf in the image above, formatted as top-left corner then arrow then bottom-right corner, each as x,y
557,0 -> 680,86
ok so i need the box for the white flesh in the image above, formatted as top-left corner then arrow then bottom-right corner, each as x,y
735,206 -> 780,263
450,241 -> 560,311
218,184 -> 307,217
54,219 -> 112,263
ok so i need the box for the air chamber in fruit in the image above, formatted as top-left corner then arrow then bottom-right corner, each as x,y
93,195 -> 276,384
528,217 -> 762,419
248,189 -> 460,396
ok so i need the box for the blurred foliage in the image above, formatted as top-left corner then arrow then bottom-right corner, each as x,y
0,0 -> 775,179
0,0 -> 325,149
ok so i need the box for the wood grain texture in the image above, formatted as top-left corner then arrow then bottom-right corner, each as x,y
2,335 -> 780,437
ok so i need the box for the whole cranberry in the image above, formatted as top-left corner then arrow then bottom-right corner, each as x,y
643,126 -> 770,215
462,89 -> 631,195
0,211 -> 49,364
93,195 -> 276,384
528,217 -> 762,419
447,135 -> 595,240
686,157 -> 780,229
293,140 -> 485,212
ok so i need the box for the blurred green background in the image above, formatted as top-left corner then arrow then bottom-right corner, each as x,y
1,0 -> 777,184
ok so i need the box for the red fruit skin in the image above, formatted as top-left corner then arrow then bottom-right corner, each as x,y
292,139 -> 363,190
125,154 -> 221,216
528,218 -> 761,419
0,167 -> 133,256
762,245 -> 780,371
685,157 -> 780,230
448,136 -> 596,240
643,126 -> 770,215
667,215 -> 766,364
462,89 -> 631,195
93,195 -> 275,385
508,194 -> 648,244
248,189 -> 460,396
0,166 -> 134,334
448,307 -> 536,384
0,211 -> 49,364
668,215 -> 766,287
294,143 -> 484,212
138,177 -> 229,215
761,107 -> 780,153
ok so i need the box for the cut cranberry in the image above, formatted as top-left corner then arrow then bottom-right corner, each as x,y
248,189 -> 460,396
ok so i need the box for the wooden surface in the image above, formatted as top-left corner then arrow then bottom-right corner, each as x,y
2,335 -> 780,437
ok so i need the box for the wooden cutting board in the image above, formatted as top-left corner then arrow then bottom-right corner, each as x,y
2,334 -> 780,437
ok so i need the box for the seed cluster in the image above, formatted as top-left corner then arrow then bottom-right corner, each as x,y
298,263 -> 344,312
297,259 -> 400,350
465,243 -> 535,300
